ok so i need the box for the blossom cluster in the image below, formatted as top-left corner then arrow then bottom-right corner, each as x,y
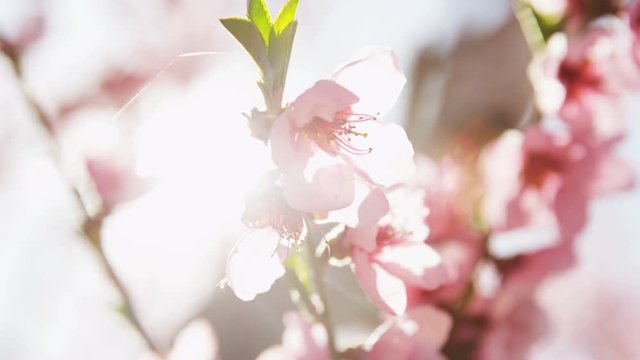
218,1 -> 640,359
5,0 -> 636,358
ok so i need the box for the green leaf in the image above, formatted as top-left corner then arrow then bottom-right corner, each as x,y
220,17 -> 269,73
268,20 -> 297,96
247,0 -> 273,45
274,0 -> 298,34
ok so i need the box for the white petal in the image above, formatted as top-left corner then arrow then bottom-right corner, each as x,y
225,228 -> 285,301
353,249 -> 407,315
332,48 -> 406,116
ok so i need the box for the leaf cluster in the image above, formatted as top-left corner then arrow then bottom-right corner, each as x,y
220,0 -> 299,112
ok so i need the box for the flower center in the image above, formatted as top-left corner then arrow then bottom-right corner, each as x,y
271,205 -> 304,245
300,110 -> 377,156
375,225 -> 401,246
522,152 -> 565,188
558,58 -> 602,98
242,179 -> 304,245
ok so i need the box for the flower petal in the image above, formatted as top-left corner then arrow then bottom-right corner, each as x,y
225,228 -> 285,301
332,48 -> 406,116
342,187 -> 389,252
589,153 -> 635,196
405,305 -> 453,350
346,122 -> 415,187
282,163 -> 355,213
270,111 -> 313,171
374,242 -> 448,290
289,80 -> 359,127
167,319 -> 219,360
353,248 -> 407,315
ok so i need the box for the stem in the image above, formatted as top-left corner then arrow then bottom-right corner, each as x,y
2,48 -> 160,353
304,223 -> 339,360
513,0 -> 546,53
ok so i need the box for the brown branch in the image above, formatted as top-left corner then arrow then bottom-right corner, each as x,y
2,47 -> 160,353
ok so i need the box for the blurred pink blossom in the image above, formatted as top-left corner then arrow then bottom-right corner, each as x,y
365,305 -> 452,360
481,125 -> 633,250
86,155 -> 149,211
256,312 -> 329,360
530,26 -> 639,141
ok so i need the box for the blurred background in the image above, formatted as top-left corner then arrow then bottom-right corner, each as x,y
1,0 -> 639,359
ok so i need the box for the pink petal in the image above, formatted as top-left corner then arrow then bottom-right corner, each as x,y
554,182 -> 588,242
342,187 -> 389,252
374,242 -> 448,290
225,228 -> 285,301
269,112 -> 313,171
481,130 -> 525,230
332,48 -> 406,116
167,319 -> 219,360
366,325 -> 414,360
405,305 -> 454,349
324,179 -> 375,228
257,312 -> 329,360
289,80 -> 359,127
282,163 -> 355,213
589,154 -> 635,196
353,248 -> 407,315
366,305 -> 452,360
86,156 -> 148,209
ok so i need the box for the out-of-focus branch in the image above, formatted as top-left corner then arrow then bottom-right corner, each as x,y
304,231 -> 339,360
1,45 -> 160,354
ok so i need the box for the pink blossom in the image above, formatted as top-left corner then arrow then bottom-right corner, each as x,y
86,155 -> 149,211
475,296 -> 548,360
481,125 -> 633,252
256,312 -> 329,360
401,157 -> 484,306
344,187 -> 448,315
142,318 -> 219,360
530,27 -> 638,141
365,305 -> 453,360
226,172 -> 302,301
269,49 -> 413,216
627,0 -> 640,68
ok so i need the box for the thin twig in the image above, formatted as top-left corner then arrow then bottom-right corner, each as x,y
2,47 -> 160,353
304,220 -> 339,360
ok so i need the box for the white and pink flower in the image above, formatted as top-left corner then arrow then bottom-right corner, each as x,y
269,49 -> 414,217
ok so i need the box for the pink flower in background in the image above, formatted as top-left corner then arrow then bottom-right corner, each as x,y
143,318 -> 220,360
343,187 -> 448,315
482,124 -> 633,255
86,155 -> 149,211
627,0 -> 640,66
257,312 -> 329,360
365,305 -> 452,360
406,156 -> 484,306
415,156 -> 470,242
530,27 -> 639,141
475,296 -> 548,360
269,49 -> 413,216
